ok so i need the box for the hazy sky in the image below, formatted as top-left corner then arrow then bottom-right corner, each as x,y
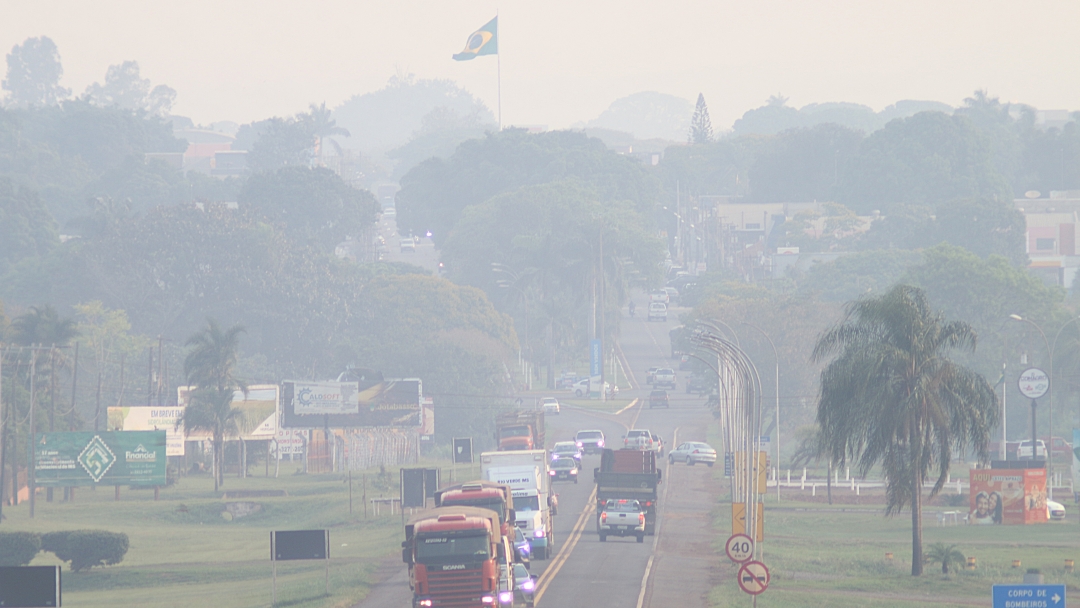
2,0 -> 1078,131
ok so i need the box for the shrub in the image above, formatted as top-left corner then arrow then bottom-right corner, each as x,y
0,531 -> 42,566
41,530 -> 129,571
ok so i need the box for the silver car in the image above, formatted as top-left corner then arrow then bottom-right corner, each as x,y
668,441 -> 717,466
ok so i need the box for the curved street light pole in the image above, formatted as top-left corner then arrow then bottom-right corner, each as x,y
1049,315 -> 1080,500
1009,314 -> 1053,499
742,322 -> 780,502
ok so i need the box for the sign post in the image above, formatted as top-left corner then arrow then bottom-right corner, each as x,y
1018,368 -> 1048,464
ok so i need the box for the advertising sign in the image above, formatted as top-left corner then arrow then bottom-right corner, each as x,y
272,428 -> 308,456
420,397 -> 435,438
281,379 -> 422,429
590,339 -> 602,377
107,406 -> 185,456
35,431 -> 167,486
969,467 -> 1047,525
290,381 -> 360,415
1018,368 -> 1049,399
177,385 -> 279,440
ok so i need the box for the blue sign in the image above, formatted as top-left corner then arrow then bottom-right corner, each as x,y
993,584 -> 1065,608
724,452 -> 734,477
590,339 -> 601,377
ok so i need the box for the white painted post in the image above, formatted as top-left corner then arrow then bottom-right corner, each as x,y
802,467 -> 807,482
812,483 -> 816,496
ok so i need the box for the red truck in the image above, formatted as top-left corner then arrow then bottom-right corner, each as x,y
495,410 -> 545,451
402,506 -> 515,608
435,481 -> 516,538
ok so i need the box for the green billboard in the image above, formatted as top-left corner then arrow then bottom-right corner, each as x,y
35,431 -> 167,487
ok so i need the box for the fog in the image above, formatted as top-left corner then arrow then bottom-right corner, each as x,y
2,0 -> 1077,130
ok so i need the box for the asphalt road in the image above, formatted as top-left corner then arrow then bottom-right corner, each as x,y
354,297 -> 721,607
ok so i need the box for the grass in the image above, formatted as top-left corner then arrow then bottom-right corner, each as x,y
1,462 -> 417,608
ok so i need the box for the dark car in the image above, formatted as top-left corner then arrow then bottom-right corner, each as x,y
686,375 -> 711,394
649,389 -> 669,409
549,456 -> 580,483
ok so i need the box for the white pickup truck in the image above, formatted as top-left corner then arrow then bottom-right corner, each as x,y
652,368 -> 676,389
597,498 -> 646,543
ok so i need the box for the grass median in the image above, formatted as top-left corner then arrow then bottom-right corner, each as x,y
3,463 -> 413,607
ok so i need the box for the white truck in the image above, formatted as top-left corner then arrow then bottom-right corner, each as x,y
480,450 -> 556,559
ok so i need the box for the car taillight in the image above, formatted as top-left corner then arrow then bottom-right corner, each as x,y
576,441 -> 583,447
639,513 -> 645,524
534,529 -> 545,538
601,512 -> 607,522
693,450 -> 699,454
645,501 -> 652,507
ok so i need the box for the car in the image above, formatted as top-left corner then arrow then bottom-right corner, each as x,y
551,441 -> 582,463
571,378 -> 610,398
548,456 -> 580,483
645,367 -> 659,384
649,291 -> 670,304
624,429 -> 654,451
1047,499 -> 1067,521
653,368 -> 676,389
575,429 -> 606,454
541,397 -> 560,415
686,375 -> 711,394
512,562 -> 537,607
647,302 -> 668,322
668,441 -> 717,466
597,498 -> 646,543
650,433 -> 664,456
514,526 -> 532,563
1016,439 -> 1047,460
399,238 -> 416,252
662,286 -> 679,303
678,354 -> 693,370
382,207 -> 396,217
648,389 -> 669,409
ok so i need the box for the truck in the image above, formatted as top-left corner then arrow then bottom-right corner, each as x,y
597,498 -> 646,543
480,450 -> 556,559
435,481 -> 516,538
402,505 -> 516,608
495,410 -> 545,451
652,368 -> 676,389
594,448 -> 661,535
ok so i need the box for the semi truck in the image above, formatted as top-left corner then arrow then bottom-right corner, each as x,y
480,450 -> 555,559
402,505 -> 516,607
495,410 -> 545,451
435,481 -> 516,538
594,448 -> 661,535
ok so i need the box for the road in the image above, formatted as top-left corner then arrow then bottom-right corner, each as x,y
354,296 -> 722,607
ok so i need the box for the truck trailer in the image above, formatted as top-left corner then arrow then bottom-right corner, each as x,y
480,450 -> 555,559
594,448 -> 662,535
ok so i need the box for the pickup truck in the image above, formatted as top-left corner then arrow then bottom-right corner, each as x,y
653,368 -> 676,389
597,498 -> 646,543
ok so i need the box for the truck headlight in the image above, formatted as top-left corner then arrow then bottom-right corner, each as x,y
482,595 -> 495,604
499,591 -> 514,604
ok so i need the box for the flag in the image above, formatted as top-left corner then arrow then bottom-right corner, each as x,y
453,16 -> 498,61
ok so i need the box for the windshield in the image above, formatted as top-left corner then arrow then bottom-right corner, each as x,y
628,430 -> 649,438
552,459 -> 576,469
415,532 -> 490,564
514,495 -> 541,511
577,432 -> 603,440
553,444 -> 576,453
501,425 -> 530,438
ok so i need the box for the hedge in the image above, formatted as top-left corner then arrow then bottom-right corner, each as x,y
0,531 -> 42,566
41,529 -> 129,572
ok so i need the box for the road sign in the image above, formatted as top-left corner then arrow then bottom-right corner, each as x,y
724,452 -> 734,477
737,560 -> 770,595
725,533 -> 754,563
1018,368 -> 1049,399
733,451 -> 768,495
993,584 -> 1065,607
731,502 -> 764,541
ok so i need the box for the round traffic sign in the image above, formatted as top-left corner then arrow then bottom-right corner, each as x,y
725,533 -> 754,563
1018,368 -> 1049,399
737,560 -> 770,595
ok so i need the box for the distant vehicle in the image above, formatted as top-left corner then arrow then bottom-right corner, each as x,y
513,562 -> 537,607
551,441 -> 582,463
1016,439 -> 1047,460
1047,499 -> 1067,521
624,429 -> 655,451
646,367 -> 659,384
668,441 -> 717,466
662,286 -> 679,303
647,302 -> 668,322
571,378 -> 610,398
514,526 -> 532,563
679,354 -> 692,370
648,390 -> 669,409
686,375 -> 711,394
650,291 -> 670,304
575,429 -> 606,454
541,397 -> 560,415
597,498 -> 646,543
650,433 -> 664,456
399,238 -> 416,252
383,207 -> 396,217
549,456 -> 579,483
653,368 -> 676,389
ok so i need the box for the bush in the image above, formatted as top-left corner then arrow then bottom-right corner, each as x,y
0,531 -> 42,566
41,530 -> 129,571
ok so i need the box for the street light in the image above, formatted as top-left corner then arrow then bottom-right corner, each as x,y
1050,315 -> 1080,499
742,322 -> 780,502
1009,314 -> 1053,499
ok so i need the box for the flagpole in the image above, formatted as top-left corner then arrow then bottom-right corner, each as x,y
496,11 -> 502,130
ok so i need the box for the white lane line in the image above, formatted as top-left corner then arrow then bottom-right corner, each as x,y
635,556 -> 655,608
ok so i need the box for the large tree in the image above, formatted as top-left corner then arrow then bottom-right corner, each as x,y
2,37 -> 70,108
181,318 -> 247,490
812,285 -> 998,575
688,93 -> 713,144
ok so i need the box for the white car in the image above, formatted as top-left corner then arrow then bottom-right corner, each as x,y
648,302 -> 668,322
399,238 -> 416,252
668,441 -> 717,466
541,397 -> 560,415
650,291 -> 670,304
1048,499 -> 1066,521
571,379 -> 609,398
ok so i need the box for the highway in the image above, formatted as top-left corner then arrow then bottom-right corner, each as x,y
354,297 -> 722,607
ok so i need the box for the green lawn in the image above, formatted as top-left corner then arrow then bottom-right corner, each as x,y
2,463 -> 413,607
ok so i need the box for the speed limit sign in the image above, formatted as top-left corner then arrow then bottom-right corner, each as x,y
725,533 -> 754,563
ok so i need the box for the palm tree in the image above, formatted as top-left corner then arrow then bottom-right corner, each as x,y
306,102 -> 349,163
811,285 -> 998,576
180,319 -> 246,491
924,543 -> 966,577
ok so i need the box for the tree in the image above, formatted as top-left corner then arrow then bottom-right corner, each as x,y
924,542 -> 966,577
748,124 -> 864,203
0,178 -> 58,276
181,318 -> 247,490
247,116 -> 316,171
306,102 -> 350,160
688,93 -> 713,144
812,284 -> 998,576
2,37 -> 70,108
83,61 -> 175,116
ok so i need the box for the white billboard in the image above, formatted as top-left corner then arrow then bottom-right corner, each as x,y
107,407 -> 185,456
176,384 -> 280,440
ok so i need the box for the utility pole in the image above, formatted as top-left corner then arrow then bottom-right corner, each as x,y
599,217 -> 605,401
0,342 -> 5,520
29,347 -> 37,518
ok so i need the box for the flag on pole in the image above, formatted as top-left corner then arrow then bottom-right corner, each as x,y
453,16 -> 498,61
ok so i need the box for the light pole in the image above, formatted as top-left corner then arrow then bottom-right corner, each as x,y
742,322 -> 780,502
493,263 -> 531,391
1009,314 -> 1053,498
1050,315 -> 1080,498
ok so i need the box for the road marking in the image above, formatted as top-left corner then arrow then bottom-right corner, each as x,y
635,556 -> 655,608
615,398 -> 639,416
635,427 -> 676,608
534,485 -> 597,605
640,316 -> 668,359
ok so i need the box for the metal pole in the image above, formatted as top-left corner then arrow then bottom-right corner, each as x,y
1011,316 -> 1052,498
0,342 -> 5,520
28,348 -> 36,518
743,322 -> 780,502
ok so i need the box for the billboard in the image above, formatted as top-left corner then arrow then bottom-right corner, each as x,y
176,384 -> 280,440
281,379 -> 422,429
107,406 -> 185,456
969,467 -> 1048,525
35,431 -> 167,486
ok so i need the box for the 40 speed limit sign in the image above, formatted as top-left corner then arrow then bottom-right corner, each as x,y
725,533 -> 754,563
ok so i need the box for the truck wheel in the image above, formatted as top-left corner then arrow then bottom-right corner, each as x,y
637,534 -> 645,543
599,533 -> 607,542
